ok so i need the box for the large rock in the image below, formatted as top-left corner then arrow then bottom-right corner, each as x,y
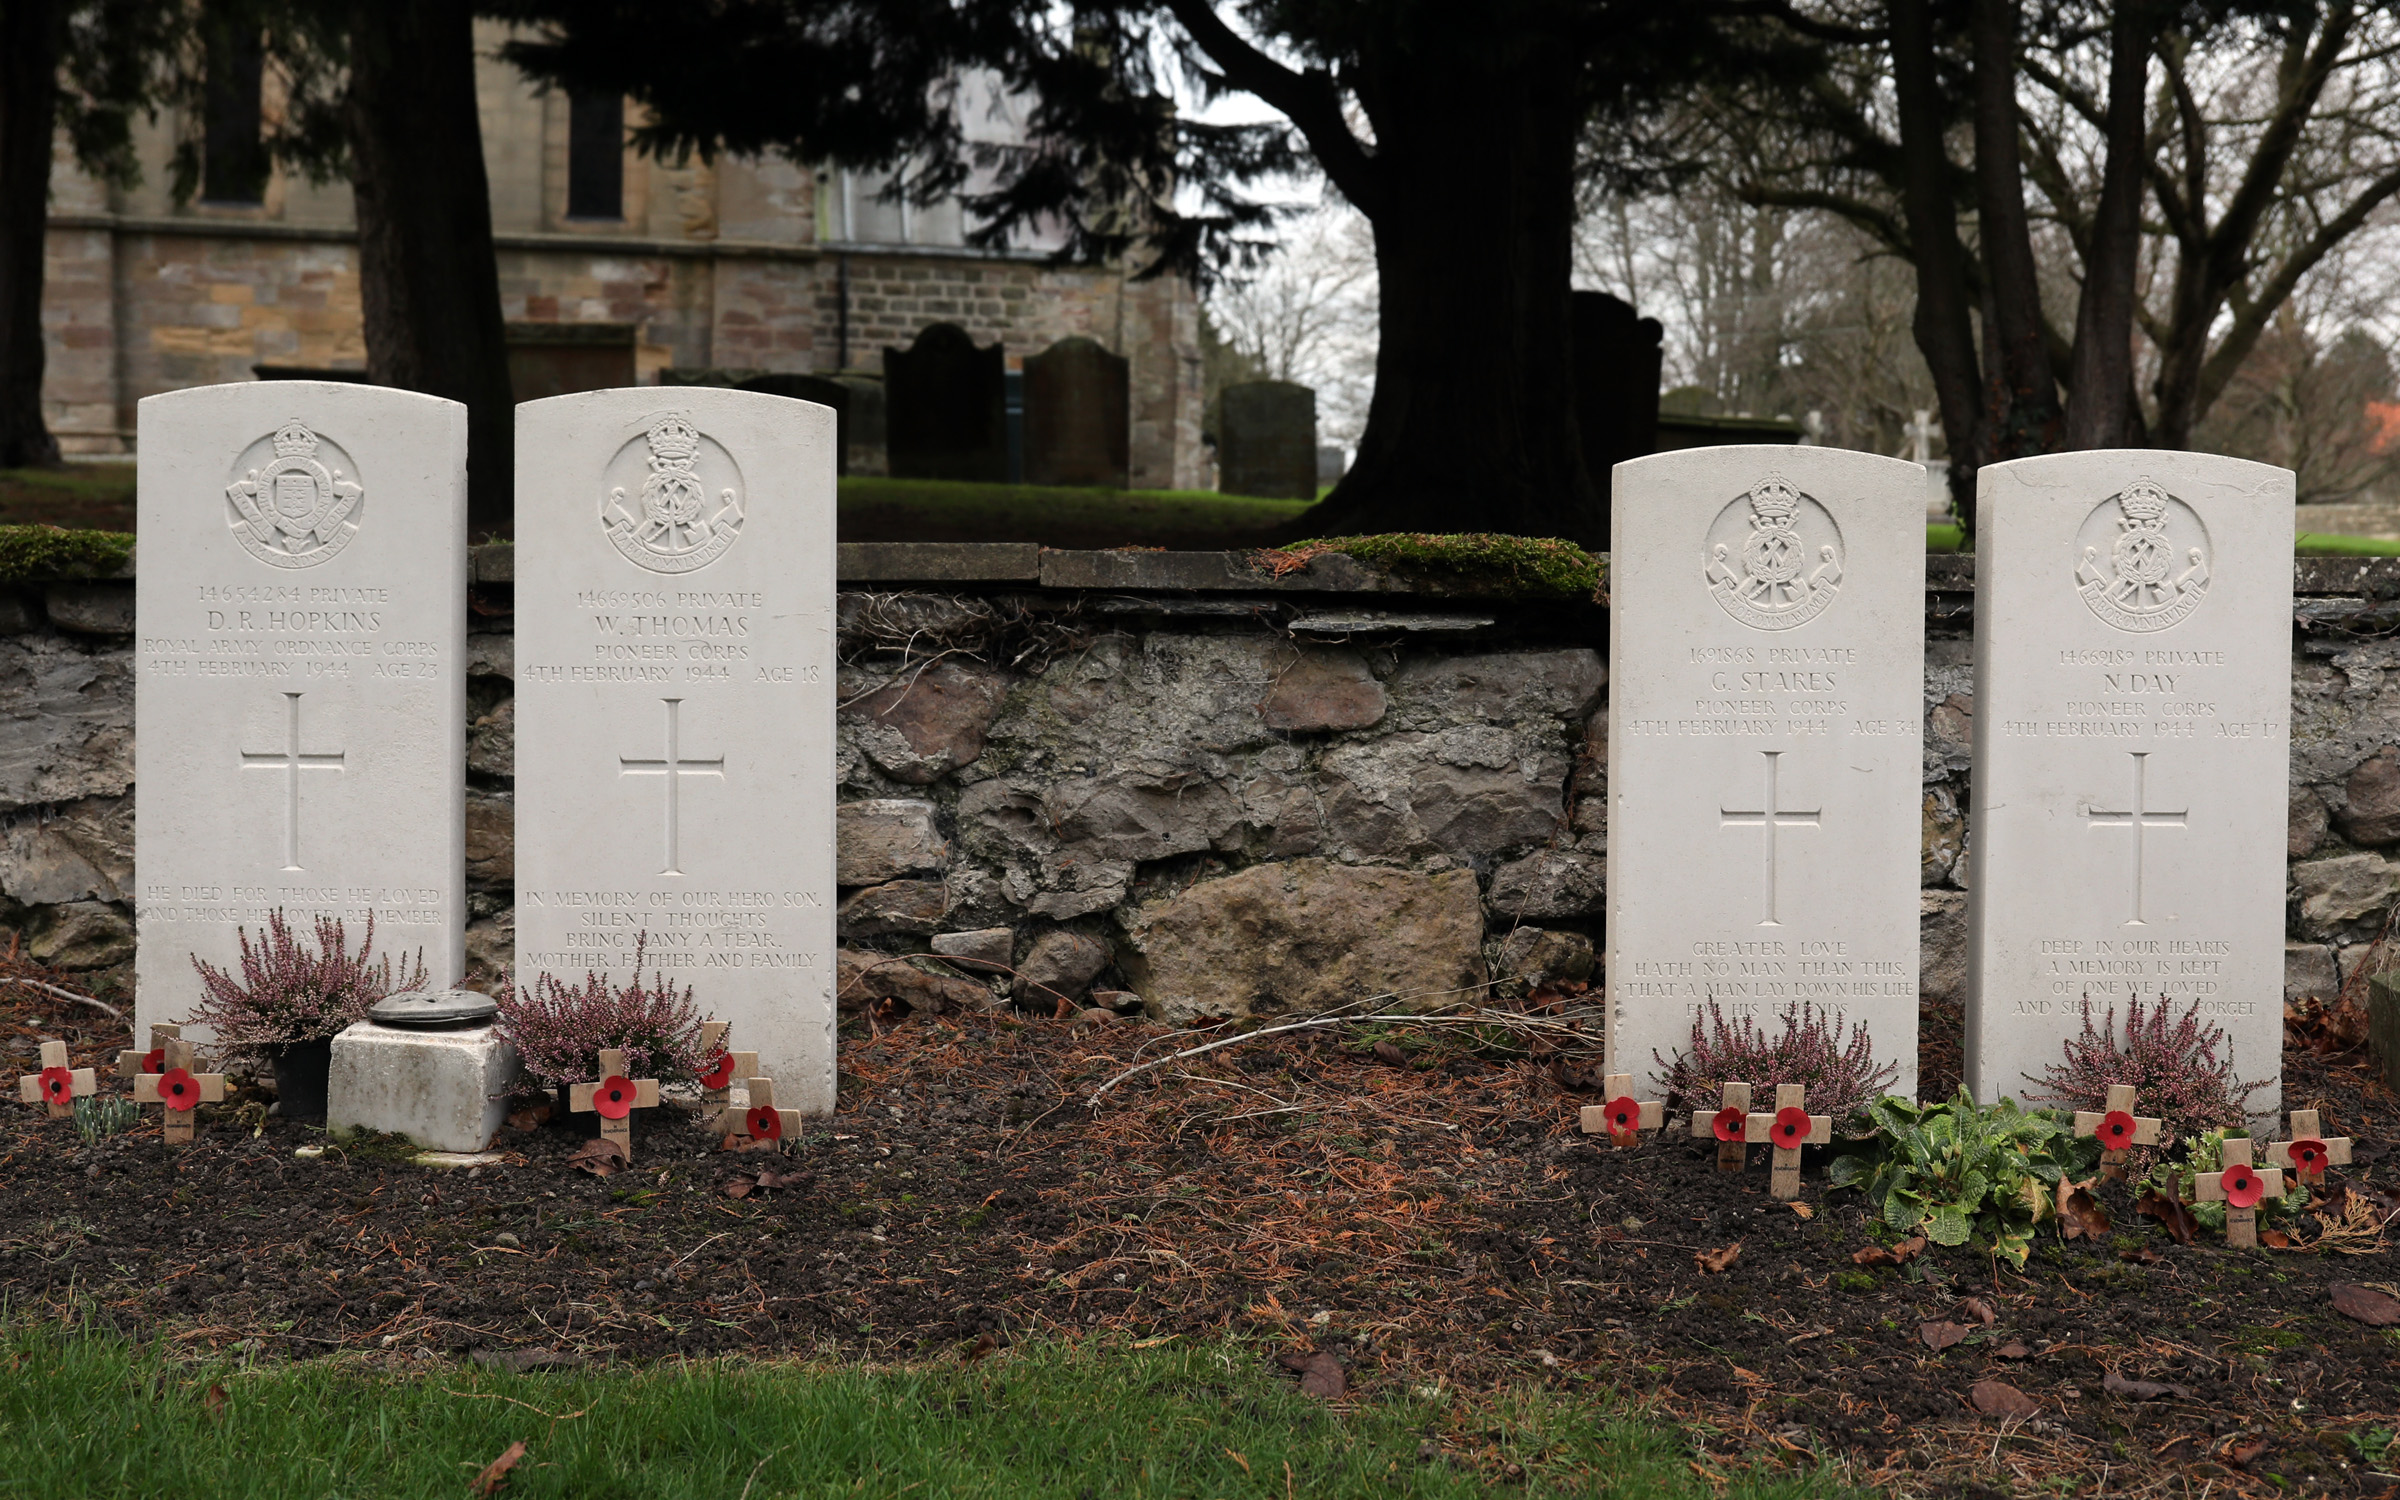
464,790 -> 513,884
1014,928 -> 1111,1003
1258,648 -> 1385,732
836,947 -> 992,1011
0,634 -> 133,813
1385,650 -> 1605,725
1320,730 -> 1567,860
43,583 -> 133,635
1492,927 -> 1594,987
1922,786 -> 1964,885
0,793 -> 131,905
1919,890 -> 1968,1006
2291,786 -> 2330,860
2341,748 -> 2400,845
840,660 -> 1013,784
30,900 -> 134,970
2294,852 -> 2399,934
2286,941 -> 2339,1003
1485,849 -> 1604,919
467,697 -> 515,779
1120,859 -> 1485,1022
930,927 -> 1013,973
837,799 -> 948,885
837,879 -> 950,937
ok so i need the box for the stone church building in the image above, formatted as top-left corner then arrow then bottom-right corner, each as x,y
38,28 -> 1205,488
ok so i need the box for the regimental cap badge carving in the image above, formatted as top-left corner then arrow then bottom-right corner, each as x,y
1703,474 -> 1846,632
222,417 -> 365,570
602,409 -> 747,575
2074,477 -> 2211,634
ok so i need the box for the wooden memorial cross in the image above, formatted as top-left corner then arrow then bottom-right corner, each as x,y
1754,1082 -> 1830,1201
568,1048 -> 660,1162
1692,1080 -> 1762,1172
695,1023 -> 740,1115
703,1047 -> 759,1130
2265,1109 -> 2353,1186
734,1075 -> 802,1146
18,1040 -> 97,1120
2195,1135 -> 2284,1249
131,1038 -> 225,1143
2072,1084 -> 2161,1180
1580,1073 -> 1664,1148
115,1021 -> 181,1083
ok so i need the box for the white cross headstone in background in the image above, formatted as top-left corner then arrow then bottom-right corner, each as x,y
514,390 -> 838,1115
1904,410 -> 1938,465
1964,454 -> 2292,1117
1607,446 -> 1928,1099
135,384 -> 468,1046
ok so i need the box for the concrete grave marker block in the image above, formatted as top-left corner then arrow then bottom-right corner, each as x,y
1607,446 -> 1928,1099
513,389 -> 837,1112
1965,453 -> 2292,1116
135,383 -> 468,1044
327,1020 -> 518,1153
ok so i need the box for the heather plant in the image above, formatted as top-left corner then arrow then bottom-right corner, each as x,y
1654,1000 -> 1898,1124
2023,996 -> 2269,1144
497,934 -> 712,1090
188,911 -> 427,1063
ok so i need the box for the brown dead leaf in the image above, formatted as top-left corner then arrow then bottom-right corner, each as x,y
2135,1185 -> 2199,1246
1957,1297 -> 1998,1327
2330,1282 -> 2400,1326
565,1138 -> 627,1177
2287,995 -> 2370,1056
1549,1058 -> 1603,1093
2224,1436 -> 2270,1470
1970,1379 -> 2038,1419
2262,1229 -> 2293,1249
505,1103 -> 551,1132
720,1177 -> 755,1200
718,1132 -> 779,1154
1276,1349 -> 1347,1399
470,1441 -> 527,1496
1693,1242 -> 1742,1274
2057,1180 -> 2112,1241
2102,1369 -> 2195,1401
1851,1235 -> 1926,1267
2118,1244 -> 2164,1265
1371,1040 -> 1407,1068
1920,1321 -> 1969,1352
201,1383 -> 227,1420
1993,1341 -> 2029,1360
960,1333 -> 998,1364
1788,1201 -> 1814,1220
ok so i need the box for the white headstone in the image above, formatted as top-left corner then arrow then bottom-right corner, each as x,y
135,382 -> 468,1041
1607,445 -> 1928,1098
1966,452 -> 2292,1116
512,389 -> 838,1113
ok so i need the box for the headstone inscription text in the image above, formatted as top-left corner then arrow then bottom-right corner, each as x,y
1607,446 -> 1927,1098
514,388 -> 838,1113
134,383 -> 468,1043
1965,453 -> 2292,1117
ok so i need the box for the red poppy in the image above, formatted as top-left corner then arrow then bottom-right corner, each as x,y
159,1067 -> 199,1109
2288,1138 -> 2330,1179
140,1048 -> 164,1074
701,1053 -> 736,1090
746,1105 -> 783,1141
38,1066 -> 73,1104
1771,1106 -> 1813,1149
2221,1163 -> 2265,1209
1603,1096 -> 1643,1138
2098,1109 -> 2139,1149
594,1076 -> 636,1121
1711,1105 -> 1747,1142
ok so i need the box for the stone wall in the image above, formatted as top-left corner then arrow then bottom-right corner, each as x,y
5,549 -> 2394,1021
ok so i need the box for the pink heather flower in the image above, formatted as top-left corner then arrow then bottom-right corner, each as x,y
188,910 -> 428,1062
2024,995 -> 2269,1143
1654,1000 -> 1898,1123
495,933 -> 713,1089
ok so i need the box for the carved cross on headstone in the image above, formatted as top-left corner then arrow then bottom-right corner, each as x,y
132,1038 -> 225,1143
2195,1135 -> 2284,1249
2080,752 -> 2186,927
18,1040 -> 97,1120
2265,1108 -> 2353,1185
568,1047 -> 660,1162
1720,751 -> 1821,926
116,1021 -> 181,1082
1692,1080 -> 1763,1172
2072,1083 -> 2162,1180
618,698 -> 723,876
1580,1073 -> 1664,1148
737,1075 -> 802,1145
241,690 -> 346,871
1753,1082 -> 1830,1200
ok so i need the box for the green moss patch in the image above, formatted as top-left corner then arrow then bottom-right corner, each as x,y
1265,533 -> 1605,599
0,525 -> 134,582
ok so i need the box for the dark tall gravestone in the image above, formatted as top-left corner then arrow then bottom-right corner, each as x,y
1218,380 -> 1316,499
1570,291 -> 1663,541
1023,336 -> 1129,487
885,323 -> 1006,482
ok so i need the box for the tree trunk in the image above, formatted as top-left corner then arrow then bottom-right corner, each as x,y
2062,2 -> 2155,449
1888,0 -> 1986,531
0,0 -> 64,470
1296,46 -> 1597,546
1971,0 -> 2059,457
345,0 -> 513,536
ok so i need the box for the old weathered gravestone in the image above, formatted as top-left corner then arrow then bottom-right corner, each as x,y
135,383 -> 467,1045
884,324 -> 1005,482
1965,453 -> 2292,1117
1571,289 -> 1663,540
1608,446 -> 1927,1100
1022,336 -> 1129,488
513,387 -> 838,1112
1218,380 -> 1317,499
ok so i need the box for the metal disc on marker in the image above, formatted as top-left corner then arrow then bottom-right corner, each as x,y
366,989 -> 500,1029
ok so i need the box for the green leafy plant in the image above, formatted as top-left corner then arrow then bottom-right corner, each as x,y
71,1093 -> 139,1143
2146,1129 -> 2310,1234
1829,1091 -> 2101,1267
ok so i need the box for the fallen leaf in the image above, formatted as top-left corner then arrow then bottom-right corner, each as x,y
1993,1341 -> 2029,1360
1970,1379 -> 2038,1418
470,1441 -> 527,1496
1549,1059 -> 1603,1093
565,1138 -> 627,1177
2358,1182 -> 2400,1226
1371,1041 -> 1407,1068
719,1178 -> 754,1200
1276,1349 -> 1347,1399
1788,1202 -> 1814,1221
2057,1180 -> 2112,1240
719,1132 -> 779,1154
960,1333 -> 998,1363
505,1103 -> 551,1132
2135,1186 -> 2199,1246
1920,1321 -> 1969,1352
1693,1242 -> 1742,1274
2330,1282 -> 2400,1326
2262,1229 -> 2293,1249
2118,1244 -> 2164,1266
1851,1235 -> 1926,1267
201,1383 -> 227,1420
2223,1436 -> 2269,1470
1957,1297 -> 1998,1327
2102,1369 -> 2195,1401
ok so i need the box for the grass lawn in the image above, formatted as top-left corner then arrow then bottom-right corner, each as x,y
0,1327 -> 1861,1499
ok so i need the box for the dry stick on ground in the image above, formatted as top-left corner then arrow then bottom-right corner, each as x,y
0,977 -> 123,1020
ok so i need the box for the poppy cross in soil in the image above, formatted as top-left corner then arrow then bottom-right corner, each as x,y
18,1039 -> 96,1120
2072,1083 -> 2161,1180
734,1074 -> 801,1145
2195,1134 -> 2285,1249
569,1048 -> 660,1161
1579,1073 -> 1663,1148
1753,1082 -> 1829,1201
2265,1108 -> 2352,1186
131,1037 -> 224,1144
115,1022 -> 180,1084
